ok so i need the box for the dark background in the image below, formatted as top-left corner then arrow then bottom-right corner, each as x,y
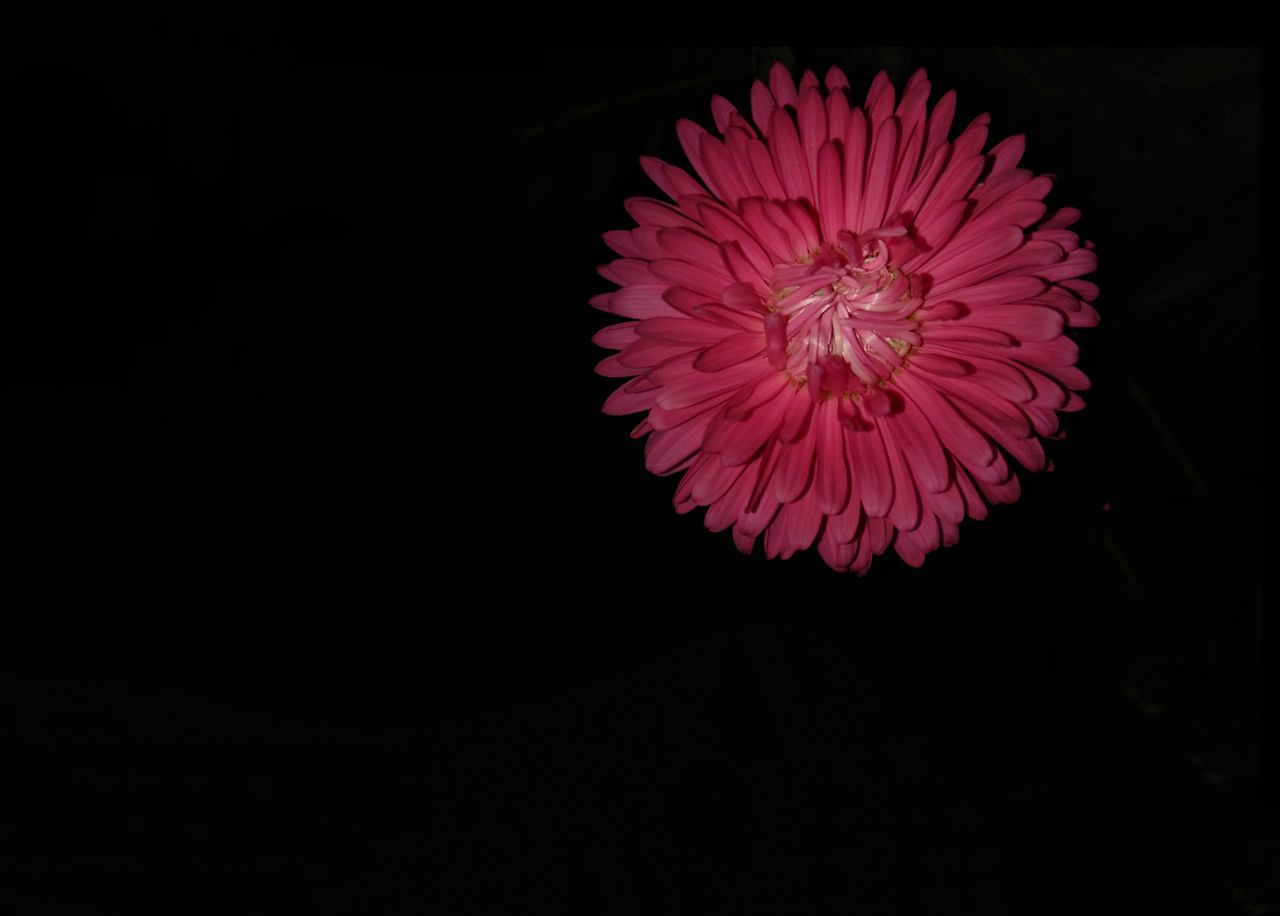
3,31 -> 1264,916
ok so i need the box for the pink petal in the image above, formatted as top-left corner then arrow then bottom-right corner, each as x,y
880,418 -> 923,532
897,371 -> 998,470
594,354 -> 632,377
814,399 -> 851,513
657,227 -> 725,267
705,389 -> 790,466
651,259 -> 730,300
784,486 -> 824,552
710,95 -> 737,135
603,378 -> 660,416
598,258 -> 658,287
986,134 -> 1026,178
691,457 -> 746,506
626,197 -> 699,230
768,62 -> 798,109
845,424 -> 893,518
797,87 -> 827,192
778,393 -> 814,444
654,361 -> 769,410
858,117 -> 898,232
827,499 -> 863,545
740,198 -> 799,263
816,140 -> 845,243
732,525 -> 758,555
591,321 -> 639,350
645,412 -> 716,476
699,133 -> 752,205
923,89 -> 956,157
961,304 -> 1065,342
610,286 -> 680,319
637,316 -> 731,346
881,393 -> 952,493
694,333 -> 766,372
769,107 -> 812,203
864,71 -> 895,126
772,428 -> 816,503
842,107 -> 868,231
675,118 -> 721,200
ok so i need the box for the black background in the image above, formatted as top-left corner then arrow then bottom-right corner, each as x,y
3,32 -> 1264,916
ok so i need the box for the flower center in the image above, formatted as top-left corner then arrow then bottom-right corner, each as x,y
764,229 -> 923,399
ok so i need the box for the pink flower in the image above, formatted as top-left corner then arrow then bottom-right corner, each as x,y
592,64 -> 1098,573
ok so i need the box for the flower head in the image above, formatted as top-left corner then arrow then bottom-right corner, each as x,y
592,64 -> 1098,573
